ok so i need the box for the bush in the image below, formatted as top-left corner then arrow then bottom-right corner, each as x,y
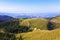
0,32 -> 16,40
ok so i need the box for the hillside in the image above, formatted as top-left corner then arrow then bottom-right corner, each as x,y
51,16 -> 60,29
16,29 -> 60,40
0,15 -> 60,40
20,18 -> 48,30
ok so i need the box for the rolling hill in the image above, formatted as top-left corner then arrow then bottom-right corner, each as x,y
20,18 -> 48,30
51,16 -> 60,29
16,29 -> 60,40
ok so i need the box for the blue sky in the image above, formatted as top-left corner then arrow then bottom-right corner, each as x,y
0,0 -> 60,13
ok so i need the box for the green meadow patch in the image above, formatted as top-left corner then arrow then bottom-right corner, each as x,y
20,18 -> 48,30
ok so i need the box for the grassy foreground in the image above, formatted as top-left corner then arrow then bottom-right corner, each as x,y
16,29 -> 60,40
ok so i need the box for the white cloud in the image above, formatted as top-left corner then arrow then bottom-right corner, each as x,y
0,6 -> 60,13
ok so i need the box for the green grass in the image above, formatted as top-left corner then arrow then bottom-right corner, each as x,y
20,18 -> 48,30
16,29 -> 60,40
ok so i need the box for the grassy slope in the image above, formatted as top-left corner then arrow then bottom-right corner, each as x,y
16,29 -> 60,40
51,16 -> 60,23
20,18 -> 48,30
51,16 -> 60,29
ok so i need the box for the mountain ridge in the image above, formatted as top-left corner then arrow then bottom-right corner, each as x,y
0,15 -> 13,22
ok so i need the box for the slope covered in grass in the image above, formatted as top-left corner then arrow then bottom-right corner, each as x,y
20,18 -> 48,30
16,29 -> 60,40
51,16 -> 60,29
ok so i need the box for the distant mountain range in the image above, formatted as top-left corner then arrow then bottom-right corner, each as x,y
13,13 -> 60,18
0,12 -> 60,18
0,15 -> 13,22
